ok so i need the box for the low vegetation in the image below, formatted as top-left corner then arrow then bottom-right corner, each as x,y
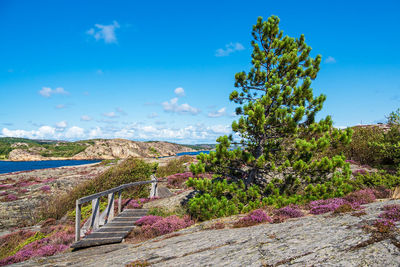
37,158 -> 156,221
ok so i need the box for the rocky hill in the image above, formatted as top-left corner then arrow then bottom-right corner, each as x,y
4,139 -> 195,161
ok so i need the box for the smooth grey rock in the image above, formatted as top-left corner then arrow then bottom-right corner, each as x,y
13,199 -> 400,267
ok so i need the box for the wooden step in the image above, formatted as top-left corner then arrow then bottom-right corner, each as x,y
71,208 -> 148,250
71,237 -> 123,249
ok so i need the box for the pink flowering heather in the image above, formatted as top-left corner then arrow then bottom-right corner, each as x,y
41,178 -> 56,183
344,189 -> 376,205
167,172 -> 193,188
5,194 -> 18,201
135,215 -> 163,226
0,237 -> 69,266
0,184 -> 13,189
50,231 -> 75,245
234,209 -> 272,227
309,198 -> 349,215
127,202 -> 142,209
140,215 -> 194,237
379,204 -> 400,221
35,244 -> 69,257
373,219 -> 396,233
274,205 -> 304,218
40,185 -> 51,192
345,159 -> 357,164
372,187 -> 392,199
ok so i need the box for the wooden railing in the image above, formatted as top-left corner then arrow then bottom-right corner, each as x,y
75,175 -> 158,242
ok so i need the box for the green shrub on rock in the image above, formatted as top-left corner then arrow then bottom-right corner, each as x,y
187,178 -> 266,220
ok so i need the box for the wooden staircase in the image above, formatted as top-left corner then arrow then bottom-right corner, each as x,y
70,176 -> 158,250
71,209 -> 148,249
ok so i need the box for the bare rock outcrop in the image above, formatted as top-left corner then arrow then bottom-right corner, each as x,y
16,199 -> 400,266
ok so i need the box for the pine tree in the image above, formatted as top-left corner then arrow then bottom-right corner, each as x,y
197,15 -> 352,195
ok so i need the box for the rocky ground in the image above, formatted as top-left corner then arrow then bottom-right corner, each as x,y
13,199 -> 400,266
0,163 -> 110,232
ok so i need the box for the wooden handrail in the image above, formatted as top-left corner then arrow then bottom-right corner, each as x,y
75,176 -> 158,242
77,179 -> 158,204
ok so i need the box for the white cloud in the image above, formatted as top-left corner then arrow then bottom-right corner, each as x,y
65,126 -> 85,139
81,115 -> 92,121
116,107 -> 127,115
162,98 -> 200,115
147,112 -> 158,119
55,121 -> 67,131
215,42 -> 245,57
102,111 -> 117,118
55,104 -> 66,109
0,123 -> 232,143
325,56 -> 336,64
89,127 -> 102,139
208,107 -> 226,118
2,126 -> 57,140
87,21 -> 120,44
39,87 -> 69,98
174,87 -> 185,97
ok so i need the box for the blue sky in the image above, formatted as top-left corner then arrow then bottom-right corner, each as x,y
0,0 -> 399,143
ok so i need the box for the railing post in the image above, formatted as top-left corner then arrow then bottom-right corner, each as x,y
105,193 -> 115,223
75,200 -> 81,242
118,191 -> 122,214
150,175 -> 158,198
91,198 -> 100,230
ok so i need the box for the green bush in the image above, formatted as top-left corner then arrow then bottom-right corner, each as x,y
328,126 -> 384,166
186,178 -> 266,220
40,142 -> 88,157
354,171 -> 400,188
156,157 -> 190,178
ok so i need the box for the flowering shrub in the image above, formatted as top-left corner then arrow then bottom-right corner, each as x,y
274,205 -> 304,218
343,189 -> 376,205
208,222 -> 225,230
373,219 -> 396,233
0,230 -> 35,260
0,226 -> 74,266
166,172 -> 193,188
379,204 -> 400,221
124,197 -> 157,209
139,215 -> 194,238
5,194 -> 18,202
135,215 -> 163,226
40,186 -> 51,192
272,215 -> 288,224
233,209 -> 272,228
333,204 -> 355,214
371,187 -> 392,199
309,198 -> 349,215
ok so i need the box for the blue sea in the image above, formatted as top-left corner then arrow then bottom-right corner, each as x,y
0,160 -> 101,174
176,150 -> 210,156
